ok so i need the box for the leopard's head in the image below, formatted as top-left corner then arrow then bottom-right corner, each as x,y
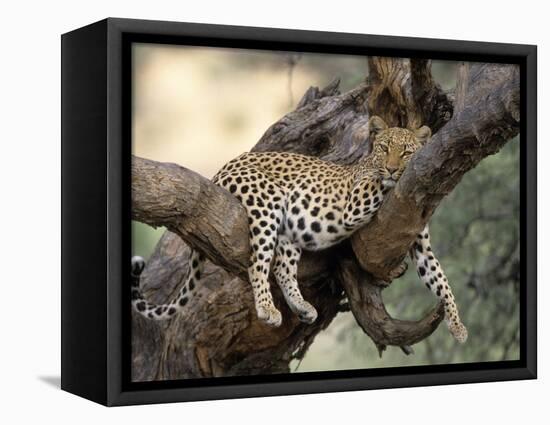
368,115 -> 431,188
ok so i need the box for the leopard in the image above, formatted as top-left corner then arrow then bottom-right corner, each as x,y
131,115 -> 468,343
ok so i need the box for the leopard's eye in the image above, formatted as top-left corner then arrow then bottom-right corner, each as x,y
400,150 -> 413,158
379,144 -> 389,153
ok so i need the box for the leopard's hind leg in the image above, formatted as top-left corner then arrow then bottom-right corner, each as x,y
272,235 -> 318,324
411,224 -> 468,343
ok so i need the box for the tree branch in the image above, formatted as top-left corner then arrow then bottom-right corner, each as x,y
367,57 -> 453,133
337,257 -> 445,354
132,157 -> 250,277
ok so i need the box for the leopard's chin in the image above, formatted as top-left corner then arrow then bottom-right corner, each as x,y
382,178 -> 397,188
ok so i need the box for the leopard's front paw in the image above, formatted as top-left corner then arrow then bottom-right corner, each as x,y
389,261 -> 408,280
450,321 -> 468,344
292,300 -> 318,324
256,304 -> 283,327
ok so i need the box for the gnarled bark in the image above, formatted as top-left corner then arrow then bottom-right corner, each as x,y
131,58 -> 519,381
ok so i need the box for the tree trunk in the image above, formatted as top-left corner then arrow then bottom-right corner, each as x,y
131,59 -> 519,381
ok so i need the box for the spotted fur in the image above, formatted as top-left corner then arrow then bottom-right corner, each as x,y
412,225 -> 468,342
131,116 -> 467,342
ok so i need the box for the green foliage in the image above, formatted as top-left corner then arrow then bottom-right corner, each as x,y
132,221 -> 165,260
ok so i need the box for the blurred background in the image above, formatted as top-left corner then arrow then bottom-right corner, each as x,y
132,43 -> 520,372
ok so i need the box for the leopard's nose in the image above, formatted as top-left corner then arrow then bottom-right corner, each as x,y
386,165 -> 398,174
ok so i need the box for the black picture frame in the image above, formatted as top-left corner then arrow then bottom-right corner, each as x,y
61,17 -> 537,406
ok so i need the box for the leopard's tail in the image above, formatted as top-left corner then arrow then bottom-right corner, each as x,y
131,251 -> 204,320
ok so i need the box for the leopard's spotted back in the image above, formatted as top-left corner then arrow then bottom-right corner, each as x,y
213,152 -> 365,251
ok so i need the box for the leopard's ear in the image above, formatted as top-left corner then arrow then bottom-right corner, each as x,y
368,115 -> 388,139
414,125 -> 432,145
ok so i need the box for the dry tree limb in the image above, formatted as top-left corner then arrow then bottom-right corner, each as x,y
367,57 -> 453,132
337,257 -> 445,356
132,158 -> 250,276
